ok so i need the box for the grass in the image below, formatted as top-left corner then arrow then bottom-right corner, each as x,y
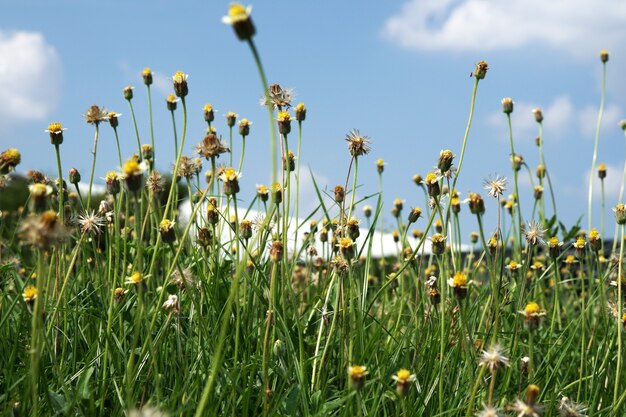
0,6 -> 625,417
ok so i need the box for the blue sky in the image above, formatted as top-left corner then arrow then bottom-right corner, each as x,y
2,0 -> 626,239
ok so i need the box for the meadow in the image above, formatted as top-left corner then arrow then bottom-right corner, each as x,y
1,4 -> 626,417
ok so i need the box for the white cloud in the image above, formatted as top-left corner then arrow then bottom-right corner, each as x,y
151,71 -> 172,97
382,0 -> 626,56
578,103 -> 623,137
486,95 -> 623,143
0,30 -> 61,125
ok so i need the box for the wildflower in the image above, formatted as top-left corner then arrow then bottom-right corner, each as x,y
347,365 -> 367,389
261,83 -> 293,110
392,230 -> 400,242
83,105 -> 108,125
347,217 -> 360,240
166,95 -> 178,112
271,182 -> 283,204
226,111 -> 237,127
434,219 -> 443,233
620,119 -> 626,131
533,186 -> 543,200
19,211 -> 68,248
146,171 -> 165,194
613,203 -> 626,225
476,405 -> 503,417
142,67 -> 153,85
392,369 -> 416,396
333,256 -> 349,274
0,148 -> 21,174
46,122 -> 66,145
588,228 -> 602,251
483,175 -> 507,198
559,396 -> 588,417
523,221 -> 546,246
413,174 -> 423,185
122,158 -> 146,193
269,241 -> 284,262
104,112 -> 119,131
28,183 -> 53,212
600,49 -> 609,63
547,236 -> 563,258
393,198 -> 403,212
448,271 -> 470,299
256,184 -> 269,202
222,3 -> 256,41
22,285 -> 37,306
114,287 -> 128,303
430,233 -> 446,255
501,97 -> 514,114
478,345 -> 509,371
530,261 -> 545,273
240,219 -> 253,239
363,205 -> 372,218
573,236 -> 586,257
467,192 -> 485,215
239,118 -> 251,136
345,129 -> 371,158
513,385 -> 543,417
408,207 -> 422,223
172,71 -> 188,98
338,237 -> 355,260
532,108 -> 543,123
197,227 -> 212,247
123,86 -> 134,101
77,211 -> 106,235
295,102 -> 306,121
451,197 -> 461,214
520,302 -> 545,330
438,149 -> 454,173
425,172 -> 440,197
283,150 -> 295,172
159,219 -> 176,243
520,356 -> 530,375
536,164 -> 545,179
564,255 -> 577,265
597,163 -> 607,179
473,60 -> 489,79
105,171 -> 121,195
162,294 -> 180,314
196,132 -> 230,159
125,272 -> 143,286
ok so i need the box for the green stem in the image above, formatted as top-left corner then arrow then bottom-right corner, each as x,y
147,85 -> 155,165
588,62 -> 606,232
87,124 -> 99,209
507,113 -> 523,251
451,77 -> 480,193
246,38 -> 277,185
614,224 -> 624,409
54,144 -> 65,221
127,99 -> 143,160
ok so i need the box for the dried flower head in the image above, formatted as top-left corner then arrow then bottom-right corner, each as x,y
83,105 -> 109,125
613,203 -> 626,225
261,83 -> 293,110
162,294 -> 180,314
19,210 -> 68,248
483,175 -> 507,198
196,132 -> 230,159
523,220 -> 546,246
0,148 -> 21,174
146,170 -> 166,194
478,344 -> 510,371
77,211 -> 106,235
345,129 -> 371,158
559,397 -> 587,417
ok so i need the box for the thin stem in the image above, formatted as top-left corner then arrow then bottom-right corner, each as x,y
87,124 -> 99,209
451,77 -> 480,193
614,224 -> 624,408
54,144 -> 64,221
588,61 -> 607,232
246,38 -> 277,184
127,99 -> 143,159
147,85 -> 155,165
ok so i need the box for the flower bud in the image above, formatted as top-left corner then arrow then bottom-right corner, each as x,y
166,95 -> 178,112
598,163 -> 607,179
473,60 -> 489,80
277,111 -> 292,135
438,149 -> 454,173
46,122 -> 65,146
173,71 -> 188,98
223,3 -> 256,41
614,203 -> 626,225
239,118 -> 251,136
295,102 -> 306,122
142,67 -> 153,86
532,108 -> 543,123
226,111 -> 237,127
68,168 -> 81,185
408,207 -> 422,223
159,219 -> 176,244
600,49 -> 609,63
430,233 -> 446,255
502,97 -> 514,114
334,185 -> 345,203
123,86 -> 134,101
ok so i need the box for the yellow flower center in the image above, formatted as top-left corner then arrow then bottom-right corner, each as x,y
452,272 -> 467,287
425,172 -> 437,184
143,67 -> 152,75
257,184 -> 268,194
23,285 -> 37,301
105,171 -> 119,182
167,94 -> 177,103
173,71 -> 187,84
160,219 -> 173,231
47,122 -> 63,133
575,237 -> 586,248
548,236 -> 559,247
223,168 -> 238,181
349,365 -> 367,378
130,272 -> 142,284
377,158 -> 384,167
509,261 -> 518,269
296,102 -> 305,111
123,159 -> 141,176
3,148 -> 21,164
395,369 -> 412,382
277,111 -> 291,122
565,255 -> 576,264
525,302 -> 541,315
228,3 -> 248,19
339,237 -> 354,249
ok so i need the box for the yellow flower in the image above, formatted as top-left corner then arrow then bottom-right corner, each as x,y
23,285 -> 37,303
224,3 -> 251,23
347,365 -> 368,389
524,302 -> 541,316
126,272 -> 143,285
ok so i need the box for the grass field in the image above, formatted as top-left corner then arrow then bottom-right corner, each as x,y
1,5 -> 625,417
